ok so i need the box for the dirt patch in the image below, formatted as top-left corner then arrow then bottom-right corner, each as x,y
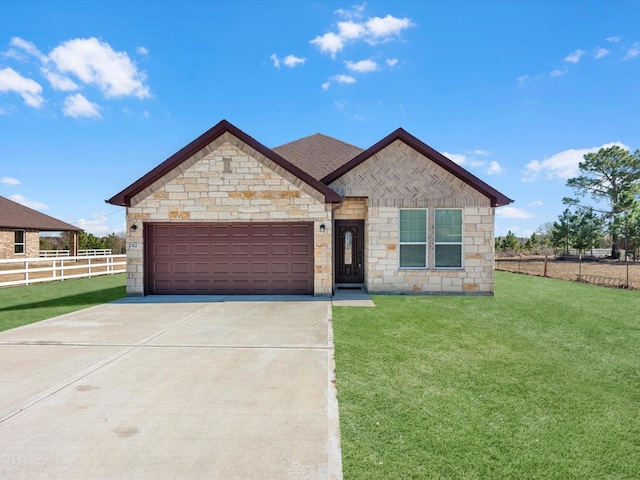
496,255 -> 640,289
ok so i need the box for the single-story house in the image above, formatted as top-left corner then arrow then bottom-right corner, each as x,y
0,195 -> 82,259
107,120 -> 512,296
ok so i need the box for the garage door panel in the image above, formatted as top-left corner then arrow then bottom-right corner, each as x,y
173,226 -> 191,237
291,262 -> 309,274
231,243 -> 250,256
147,222 -> 313,295
231,262 -> 250,274
154,244 -> 171,255
251,262 -> 269,274
272,263 -> 289,274
212,243 -> 229,255
193,263 -> 209,274
271,225 -> 289,237
212,262 -> 229,274
251,225 -> 269,237
291,225 -> 310,236
252,244 -> 269,255
193,244 -> 209,255
173,244 -> 190,255
291,244 -> 309,255
174,263 -> 190,274
271,244 -> 289,255
154,262 -> 171,274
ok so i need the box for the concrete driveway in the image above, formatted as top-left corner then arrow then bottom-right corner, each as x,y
0,296 -> 341,479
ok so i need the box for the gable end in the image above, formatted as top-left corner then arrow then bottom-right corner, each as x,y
321,128 -> 512,207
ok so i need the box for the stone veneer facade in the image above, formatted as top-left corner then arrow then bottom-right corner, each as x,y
330,140 -> 496,294
125,133 -> 333,296
0,229 -> 39,259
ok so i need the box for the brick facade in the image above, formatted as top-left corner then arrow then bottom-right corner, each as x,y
126,134 -> 332,296
0,229 -> 39,259
330,140 -> 496,295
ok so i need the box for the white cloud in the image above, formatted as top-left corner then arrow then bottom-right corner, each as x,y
606,36 -> 621,43
136,46 -> 149,56
529,200 -> 544,207
42,69 -> 78,91
345,59 -> 378,72
0,67 -> 44,107
595,48 -> 610,59
76,214 -> 111,236
311,10 -> 414,57
564,49 -> 585,64
365,15 -> 413,41
49,37 -> 150,98
310,32 -> 345,58
386,58 -> 399,67
10,194 -> 49,211
517,74 -> 532,86
271,53 -> 306,68
10,36 -> 46,62
442,152 -> 468,165
1,177 -> 20,186
470,149 -> 490,156
334,74 -> 356,84
550,69 -> 566,77
283,54 -> 306,67
623,42 -> 640,60
496,207 -> 535,219
522,142 -> 628,182
62,93 -> 102,119
487,161 -> 504,175
335,4 -> 366,19
322,74 -> 357,90
337,21 -> 367,40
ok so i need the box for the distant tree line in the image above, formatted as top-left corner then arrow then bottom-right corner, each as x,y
40,231 -> 126,254
497,146 -> 640,259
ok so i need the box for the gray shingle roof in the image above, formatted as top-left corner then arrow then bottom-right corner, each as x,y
0,196 -> 82,231
273,133 -> 364,181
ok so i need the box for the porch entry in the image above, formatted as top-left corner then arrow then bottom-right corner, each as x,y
335,220 -> 364,284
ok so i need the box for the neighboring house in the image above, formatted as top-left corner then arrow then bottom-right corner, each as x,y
107,120 -> 512,296
0,195 -> 82,259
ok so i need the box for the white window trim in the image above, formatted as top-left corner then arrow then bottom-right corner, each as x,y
434,208 -> 464,270
14,229 -> 26,255
398,208 -> 428,269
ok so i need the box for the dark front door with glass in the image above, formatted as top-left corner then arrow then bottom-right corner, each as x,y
335,220 -> 364,284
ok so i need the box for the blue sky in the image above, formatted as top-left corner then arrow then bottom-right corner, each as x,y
1,1 -> 639,237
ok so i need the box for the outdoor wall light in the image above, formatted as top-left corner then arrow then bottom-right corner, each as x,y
320,223 -> 326,232
130,224 -> 138,232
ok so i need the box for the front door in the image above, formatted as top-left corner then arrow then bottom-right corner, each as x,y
335,220 -> 364,284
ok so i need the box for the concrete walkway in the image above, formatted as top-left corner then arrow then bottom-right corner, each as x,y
0,297 -> 341,479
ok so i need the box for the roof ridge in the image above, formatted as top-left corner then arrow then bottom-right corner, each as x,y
273,132 -> 363,151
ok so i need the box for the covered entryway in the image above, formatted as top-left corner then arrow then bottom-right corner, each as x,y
334,220 -> 364,284
146,222 -> 314,295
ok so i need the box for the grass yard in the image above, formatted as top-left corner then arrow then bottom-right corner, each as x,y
0,274 -> 126,332
333,271 -> 640,479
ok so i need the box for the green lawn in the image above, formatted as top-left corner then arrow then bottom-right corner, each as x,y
333,271 -> 640,479
0,274 -> 126,332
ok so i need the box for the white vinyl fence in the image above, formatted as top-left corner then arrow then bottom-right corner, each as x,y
39,249 -> 113,257
0,254 -> 126,288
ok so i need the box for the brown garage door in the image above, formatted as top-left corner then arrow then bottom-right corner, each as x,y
146,223 -> 314,295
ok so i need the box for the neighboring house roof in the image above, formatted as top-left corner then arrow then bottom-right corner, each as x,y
107,120 -> 342,206
273,133 -> 364,181
321,128 -> 514,207
0,196 -> 82,231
